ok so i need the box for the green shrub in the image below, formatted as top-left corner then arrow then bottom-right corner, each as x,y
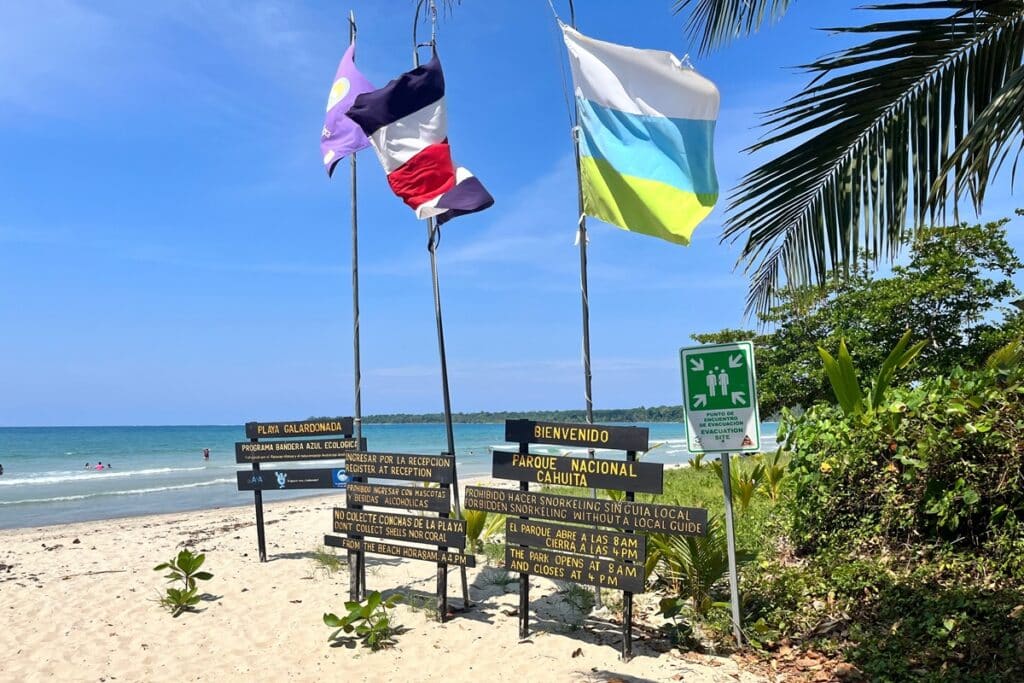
647,515 -> 752,616
783,367 -> 1024,571
324,591 -> 403,650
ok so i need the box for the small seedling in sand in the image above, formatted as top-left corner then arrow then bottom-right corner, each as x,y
309,546 -> 345,578
401,593 -> 439,619
153,549 -> 213,617
476,567 -> 517,589
562,582 -> 596,614
324,591 -> 403,650
482,540 -> 504,566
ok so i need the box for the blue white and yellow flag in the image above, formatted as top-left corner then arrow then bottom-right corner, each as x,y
562,24 -> 719,245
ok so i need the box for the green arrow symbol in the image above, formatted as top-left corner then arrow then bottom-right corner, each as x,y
728,354 -> 744,369
693,394 -> 707,408
689,357 -> 705,372
731,391 -> 746,405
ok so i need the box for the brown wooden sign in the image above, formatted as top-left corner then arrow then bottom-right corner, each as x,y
324,535 -> 475,567
245,417 -> 353,439
505,419 -> 649,452
344,452 -> 455,483
333,508 -> 466,546
492,450 -> 663,494
236,467 -> 348,491
506,518 -> 645,563
345,482 -> 451,513
465,486 -> 707,536
505,545 -> 643,593
234,438 -> 365,463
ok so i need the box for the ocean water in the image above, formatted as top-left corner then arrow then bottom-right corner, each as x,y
0,422 -> 778,530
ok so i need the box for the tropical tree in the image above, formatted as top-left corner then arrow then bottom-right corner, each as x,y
673,1 -> 1024,313
692,219 -> 1024,415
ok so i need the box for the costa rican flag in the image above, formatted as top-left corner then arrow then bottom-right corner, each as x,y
346,53 -> 493,225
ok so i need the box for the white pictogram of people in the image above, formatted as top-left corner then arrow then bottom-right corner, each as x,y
705,367 -> 730,397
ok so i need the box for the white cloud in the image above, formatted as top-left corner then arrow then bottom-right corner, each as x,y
0,1 -> 323,118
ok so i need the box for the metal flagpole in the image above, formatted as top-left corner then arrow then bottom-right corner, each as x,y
566,0 -> 602,609
415,0 -> 471,618
347,11 -> 367,602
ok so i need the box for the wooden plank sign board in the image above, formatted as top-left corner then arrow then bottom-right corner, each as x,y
506,518 -> 645,563
505,419 -> 649,452
238,415 -> 356,565
333,508 -> 466,547
325,535 -> 475,567
245,417 -> 353,439
465,486 -> 708,536
237,468 -> 348,491
234,438 -> 365,463
345,452 -> 455,483
492,450 -> 663,494
505,545 -> 644,593
345,482 -> 451,513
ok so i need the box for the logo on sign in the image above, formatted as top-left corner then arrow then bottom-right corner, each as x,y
248,474 -> 263,486
332,468 -> 348,488
742,435 -> 753,447
275,472 -> 288,489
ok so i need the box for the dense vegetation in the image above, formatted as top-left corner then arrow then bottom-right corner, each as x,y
593,220 -> 1024,680
749,364 -> 1024,680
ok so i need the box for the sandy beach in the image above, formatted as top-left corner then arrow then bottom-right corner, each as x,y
0,482 -> 764,683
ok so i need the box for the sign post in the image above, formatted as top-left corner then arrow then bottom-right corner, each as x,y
236,418 -> 360,562
679,341 -> 760,646
467,420 -> 708,660
324,449 -> 474,622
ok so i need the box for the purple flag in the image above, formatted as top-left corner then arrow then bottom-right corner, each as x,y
320,41 -> 375,177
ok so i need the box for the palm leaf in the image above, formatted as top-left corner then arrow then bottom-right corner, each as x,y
818,342 -> 865,414
713,1 -> 1024,313
869,328 -> 926,408
672,0 -> 796,54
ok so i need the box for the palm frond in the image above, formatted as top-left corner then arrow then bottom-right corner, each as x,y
722,1 -> 1024,314
673,0 -> 797,54
939,60 -> 1024,204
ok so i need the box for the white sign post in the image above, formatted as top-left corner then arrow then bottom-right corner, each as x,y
679,341 -> 761,646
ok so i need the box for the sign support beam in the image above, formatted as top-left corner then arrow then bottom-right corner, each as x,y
250,436 -> 267,563
517,437 -> 530,639
621,448 -> 636,662
720,452 -> 743,645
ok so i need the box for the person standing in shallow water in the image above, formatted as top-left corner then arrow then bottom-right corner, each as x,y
203,448 -> 210,461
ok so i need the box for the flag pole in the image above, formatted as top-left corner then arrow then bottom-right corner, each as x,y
566,0 -> 602,609
415,0 -> 471,618
347,11 -> 368,603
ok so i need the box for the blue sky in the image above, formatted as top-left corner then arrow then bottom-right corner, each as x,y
0,1 -> 1020,426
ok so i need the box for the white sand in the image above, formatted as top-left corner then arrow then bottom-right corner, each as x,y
0,489 -> 764,682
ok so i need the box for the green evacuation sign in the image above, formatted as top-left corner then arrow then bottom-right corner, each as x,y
680,341 -> 761,453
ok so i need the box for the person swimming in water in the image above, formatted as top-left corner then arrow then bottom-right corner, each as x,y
95,461 -> 104,471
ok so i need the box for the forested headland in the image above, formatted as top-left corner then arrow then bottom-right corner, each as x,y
360,405 -> 685,424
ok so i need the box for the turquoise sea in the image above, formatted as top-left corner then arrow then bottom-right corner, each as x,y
0,422 -> 778,530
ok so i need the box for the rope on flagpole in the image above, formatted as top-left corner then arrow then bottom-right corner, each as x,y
563,0 -> 601,610
412,3 -> 472,617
